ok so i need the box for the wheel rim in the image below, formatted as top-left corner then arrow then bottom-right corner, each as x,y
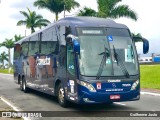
58,87 -> 64,103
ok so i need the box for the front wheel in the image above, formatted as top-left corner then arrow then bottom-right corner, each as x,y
57,83 -> 68,107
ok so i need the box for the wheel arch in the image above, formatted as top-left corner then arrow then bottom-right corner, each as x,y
18,74 -> 21,84
54,79 -> 61,96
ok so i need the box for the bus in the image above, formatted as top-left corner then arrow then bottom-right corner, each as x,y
13,17 -> 149,107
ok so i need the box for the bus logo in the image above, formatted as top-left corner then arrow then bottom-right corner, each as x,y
112,83 -> 116,88
97,82 -> 101,90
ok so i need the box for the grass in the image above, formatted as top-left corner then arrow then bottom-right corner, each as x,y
140,65 -> 160,90
0,69 -> 13,74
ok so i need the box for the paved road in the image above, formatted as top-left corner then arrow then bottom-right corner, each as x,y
0,73 -> 160,120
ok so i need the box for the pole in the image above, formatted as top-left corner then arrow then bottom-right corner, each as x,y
25,30 -> 26,36
64,5 -> 65,18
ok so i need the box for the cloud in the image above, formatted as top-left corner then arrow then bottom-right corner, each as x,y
9,0 -> 35,10
9,12 -> 25,20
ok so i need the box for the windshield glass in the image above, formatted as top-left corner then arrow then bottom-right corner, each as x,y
77,28 -> 138,77
77,28 -> 112,76
107,28 -> 138,76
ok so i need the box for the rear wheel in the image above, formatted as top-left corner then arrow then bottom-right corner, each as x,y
57,83 -> 68,107
20,79 -> 23,91
22,77 -> 29,93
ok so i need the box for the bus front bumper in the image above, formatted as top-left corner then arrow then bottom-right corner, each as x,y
77,90 -> 140,104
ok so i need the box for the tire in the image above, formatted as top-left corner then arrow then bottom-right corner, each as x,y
20,78 -> 23,91
106,102 -> 113,105
57,83 -> 68,107
22,77 -> 29,93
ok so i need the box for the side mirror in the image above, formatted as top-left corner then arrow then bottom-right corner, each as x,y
143,38 -> 149,54
133,37 -> 149,54
73,39 -> 80,54
66,34 -> 80,54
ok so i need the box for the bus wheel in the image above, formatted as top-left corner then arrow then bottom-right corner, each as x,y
57,83 -> 68,107
22,77 -> 29,93
20,79 -> 23,91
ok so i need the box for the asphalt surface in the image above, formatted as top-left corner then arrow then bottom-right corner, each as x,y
0,73 -> 160,120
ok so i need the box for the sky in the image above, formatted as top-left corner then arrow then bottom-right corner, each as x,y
0,0 -> 160,58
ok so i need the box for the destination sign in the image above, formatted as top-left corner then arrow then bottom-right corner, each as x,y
82,30 -> 103,34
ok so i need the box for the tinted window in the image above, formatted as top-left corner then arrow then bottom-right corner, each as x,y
67,45 -> 75,76
106,28 -> 130,37
21,42 -> 28,56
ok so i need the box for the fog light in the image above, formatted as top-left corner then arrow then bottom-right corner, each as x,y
83,98 -> 95,103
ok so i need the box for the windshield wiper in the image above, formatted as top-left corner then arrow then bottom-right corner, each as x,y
113,45 -> 130,78
96,46 -> 110,79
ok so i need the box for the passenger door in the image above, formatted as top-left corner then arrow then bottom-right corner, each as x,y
66,44 -> 78,101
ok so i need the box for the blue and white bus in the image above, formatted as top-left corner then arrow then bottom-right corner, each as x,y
13,17 -> 149,107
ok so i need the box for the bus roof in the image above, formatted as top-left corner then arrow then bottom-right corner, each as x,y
15,17 -> 129,44
58,17 -> 128,28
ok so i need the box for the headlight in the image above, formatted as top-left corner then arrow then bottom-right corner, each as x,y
78,80 -> 96,92
131,80 -> 139,90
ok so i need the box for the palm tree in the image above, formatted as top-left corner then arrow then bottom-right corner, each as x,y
132,33 -> 142,37
77,0 -> 137,21
132,33 -> 142,42
98,0 -> 137,20
14,34 -> 24,42
34,0 -> 80,21
77,7 -> 98,17
17,8 -> 51,33
0,38 -> 14,67
0,52 -> 9,68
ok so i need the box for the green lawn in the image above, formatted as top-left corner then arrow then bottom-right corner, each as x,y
140,65 -> 160,90
0,69 -> 13,74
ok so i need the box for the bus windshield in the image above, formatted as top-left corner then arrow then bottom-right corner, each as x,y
77,28 -> 138,77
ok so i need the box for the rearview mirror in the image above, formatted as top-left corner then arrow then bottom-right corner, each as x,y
133,37 -> 149,54
73,39 -> 80,54
66,34 -> 80,54
143,38 -> 149,54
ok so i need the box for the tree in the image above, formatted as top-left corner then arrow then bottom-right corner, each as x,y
0,52 -> 9,68
17,8 -> 51,33
0,38 -> 14,67
77,7 -> 98,17
132,33 -> 143,42
99,0 -> 137,20
34,0 -> 80,21
77,0 -> 138,21
14,34 -> 24,42
132,33 -> 142,37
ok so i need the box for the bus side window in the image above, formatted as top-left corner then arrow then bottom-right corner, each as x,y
21,42 -> 28,56
65,26 -> 71,39
14,44 -> 22,59
41,42 -> 48,55
67,45 -> 75,76
35,41 -> 39,54
28,42 -> 36,56
59,45 -> 66,68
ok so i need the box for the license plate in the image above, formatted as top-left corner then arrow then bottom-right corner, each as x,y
110,95 -> 120,100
